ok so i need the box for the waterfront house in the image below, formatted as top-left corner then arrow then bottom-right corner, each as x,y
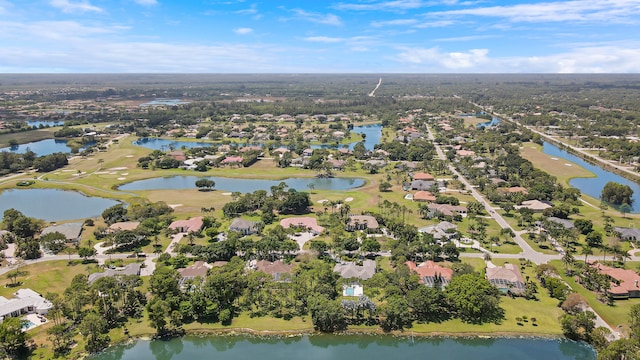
614,227 -> 640,242
40,222 -> 83,243
486,263 -> 526,295
593,263 -> 640,299
405,261 -> 453,288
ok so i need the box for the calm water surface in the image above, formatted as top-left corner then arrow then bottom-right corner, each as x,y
0,139 -> 91,156
133,138 -> 215,151
0,189 -> 120,221
26,120 -> 65,127
542,142 -> 640,212
119,176 -> 365,192
91,335 -> 595,360
140,98 -> 191,107
312,124 -> 382,151
477,118 -> 501,128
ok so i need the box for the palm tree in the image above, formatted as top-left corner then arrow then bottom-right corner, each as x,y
581,245 -> 593,263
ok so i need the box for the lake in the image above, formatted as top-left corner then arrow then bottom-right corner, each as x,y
91,335 -> 595,360
0,188 -> 120,221
0,139 -> 92,156
140,98 -> 191,107
542,142 -> 640,212
312,124 -> 382,151
119,176 -> 365,192
133,138 -> 216,151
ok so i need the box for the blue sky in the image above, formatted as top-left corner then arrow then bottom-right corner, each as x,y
1,0 -> 640,73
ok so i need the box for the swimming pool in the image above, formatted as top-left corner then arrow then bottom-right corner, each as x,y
21,320 -> 35,331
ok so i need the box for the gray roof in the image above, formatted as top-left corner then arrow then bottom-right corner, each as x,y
0,289 -> 53,318
547,217 -> 575,229
88,263 -> 142,283
334,260 -> 376,280
41,222 -> 83,241
229,218 -> 258,232
410,180 -> 436,190
614,227 -> 640,240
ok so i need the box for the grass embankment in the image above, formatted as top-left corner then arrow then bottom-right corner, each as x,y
0,129 -> 56,148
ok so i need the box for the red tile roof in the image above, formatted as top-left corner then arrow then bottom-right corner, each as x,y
413,191 -> 436,202
405,261 -> 453,285
594,263 -> 640,295
413,172 -> 435,181
169,216 -> 204,233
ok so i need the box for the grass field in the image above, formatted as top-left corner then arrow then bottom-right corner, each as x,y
549,260 -> 640,334
0,129 -> 55,148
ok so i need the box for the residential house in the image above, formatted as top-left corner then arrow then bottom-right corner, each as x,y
456,149 -> 476,157
169,216 -> 204,233
418,221 -> 458,241
546,217 -> 575,230
108,221 -> 140,233
302,148 -> 314,157
413,191 -> 437,202
253,260 -> 294,281
0,289 -> 53,320
40,222 -> 83,243
88,263 -> 142,284
327,159 -> 346,170
279,217 -> 325,235
346,215 -> 379,231
334,259 -> 376,280
412,172 -> 435,181
486,263 -> 526,295
178,261 -> 211,288
427,203 -> 468,217
410,180 -> 436,191
221,156 -> 243,165
229,218 -> 259,235
515,200 -> 552,213
614,227 -> 640,242
405,261 -> 453,288
593,263 -> 640,299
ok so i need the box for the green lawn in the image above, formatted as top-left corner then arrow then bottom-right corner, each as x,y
549,260 -> 640,334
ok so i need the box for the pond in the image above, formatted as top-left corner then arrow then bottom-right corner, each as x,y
133,138 -> 216,151
90,335 -> 595,360
118,176 -> 365,192
312,124 -> 382,151
542,142 -> 640,213
477,118 -> 500,129
0,139 -> 93,156
0,188 -> 120,222
26,120 -> 65,127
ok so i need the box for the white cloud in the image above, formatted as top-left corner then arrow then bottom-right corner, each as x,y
424,0 -> 640,23
304,36 -> 344,43
370,18 -> 418,27
236,4 -> 258,15
434,35 -> 496,42
394,44 -> 640,72
50,0 -> 103,13
234,27 -> 253,34
0,21 -> 128,41
291,9 -> 342,26
396,47 -> 489,69
133,0 -> 158,5
334,0 -> 434,11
